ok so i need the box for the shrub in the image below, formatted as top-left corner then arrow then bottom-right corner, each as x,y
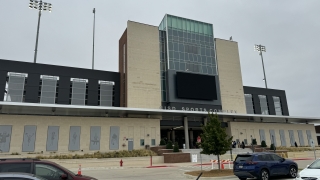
270,144 -> 276,150
11,152 -> 20,155
34,149 -> 157,159
166,141 -> 173,149
252,139 -> 257,145
173,142 -> 180,152
261,140 -> 267,147
160,139 -> 166,145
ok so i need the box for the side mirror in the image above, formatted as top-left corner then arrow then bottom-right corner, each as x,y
306,165 -> 310,168
281,158 -> 285,162
60,174 -> 68,180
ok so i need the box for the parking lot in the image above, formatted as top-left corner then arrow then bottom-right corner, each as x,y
75,160 -> 314,180
78,167 -> 298,180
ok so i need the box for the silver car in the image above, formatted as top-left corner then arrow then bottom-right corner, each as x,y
296,158 -> 320,180
0,172 -> 47,180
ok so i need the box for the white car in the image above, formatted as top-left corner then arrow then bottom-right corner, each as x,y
296,158 -> 320,180
0,172 -> 47,180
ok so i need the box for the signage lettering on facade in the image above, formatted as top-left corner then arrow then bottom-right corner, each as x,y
160,106 -> 237,113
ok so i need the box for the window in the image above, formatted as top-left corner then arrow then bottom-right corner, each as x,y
235,155 -> 252,162
271,154 -> 282,161
258,95 -> 269,115
35,163 -> 65,180
273,96 -> 283,115
165,24 -> 216,75
258,154 -> 273,161
244,94 -> 255,114
40,75 -> 58,104
4,72 -> 27,102
151,139 -> 156,146
70,78 -> 87,105
140,139 -> 145,146
99,81 -> 114,106
0,163 -> 31,173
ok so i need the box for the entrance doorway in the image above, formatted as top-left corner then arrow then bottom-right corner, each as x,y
160,128 -> 202,149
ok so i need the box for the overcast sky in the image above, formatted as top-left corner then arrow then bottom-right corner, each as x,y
1,0 -> 319,117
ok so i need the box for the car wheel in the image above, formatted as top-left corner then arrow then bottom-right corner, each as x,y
288,166 -> 297,178
259,169 -> 269,180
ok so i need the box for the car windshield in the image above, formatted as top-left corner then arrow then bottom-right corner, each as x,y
308,159 -> 320,169
235,155 -> 252,162
48,162 -> 76,176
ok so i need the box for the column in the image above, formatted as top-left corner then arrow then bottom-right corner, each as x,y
184,117 -> 190,149
189,130 -> 194,148
172,130 -> 175,143
204,117 -> 208,126
167,131 -> 171,141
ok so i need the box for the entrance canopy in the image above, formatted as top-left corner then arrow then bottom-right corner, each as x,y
0,101 -> 319,124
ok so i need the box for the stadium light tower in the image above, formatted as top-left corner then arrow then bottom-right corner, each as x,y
29,0 -> 52,63
254,44 -> 268,89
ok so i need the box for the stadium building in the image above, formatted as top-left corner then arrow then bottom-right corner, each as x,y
0,14 -> 318,154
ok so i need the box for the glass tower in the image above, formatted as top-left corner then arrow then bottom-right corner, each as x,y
159,14 -> 217,101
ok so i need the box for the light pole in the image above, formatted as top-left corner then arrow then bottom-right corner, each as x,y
92,8 -> 96,70
29,0 -> 52,63
254,44 -> 268,89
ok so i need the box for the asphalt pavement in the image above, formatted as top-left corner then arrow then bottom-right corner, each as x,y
72,159 -> 315,180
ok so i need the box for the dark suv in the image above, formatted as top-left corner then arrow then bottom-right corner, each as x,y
233,152 -> 298,180
0,158 -> 97,180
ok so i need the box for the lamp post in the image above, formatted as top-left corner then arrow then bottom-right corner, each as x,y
254,44 -> 268,89
29,0 -> 52,63
92,8 -> 96,70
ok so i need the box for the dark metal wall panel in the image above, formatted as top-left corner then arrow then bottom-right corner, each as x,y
267,95 -> 275,115
244,86 -> 289,116
0,59 -> 120,106
315,126 -> 320,133
87,79 -> 99,106
57,76 -> 71,104
280,95 -> 289,115
187,121 -> 202,127
160,120 -> 183,127
0,70 -> 7,101
25,73 -> 40,103
252,94 -> 262,114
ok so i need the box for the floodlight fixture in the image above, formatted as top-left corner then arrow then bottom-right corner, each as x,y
254,44 -> 268,89
28,0 -> 52,63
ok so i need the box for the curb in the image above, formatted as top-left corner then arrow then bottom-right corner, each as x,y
292,158 -> 314,161
184,173 -> 236,180
146,165 -> 174,168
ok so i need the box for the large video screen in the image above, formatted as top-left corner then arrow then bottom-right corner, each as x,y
176,72 -> 217,100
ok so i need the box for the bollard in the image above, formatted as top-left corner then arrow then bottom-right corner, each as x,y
120,159 -> 123,167
150,155 -> 153,167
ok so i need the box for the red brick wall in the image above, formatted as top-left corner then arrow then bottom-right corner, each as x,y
163,153 -> 191,163
119,29 -> 127,107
